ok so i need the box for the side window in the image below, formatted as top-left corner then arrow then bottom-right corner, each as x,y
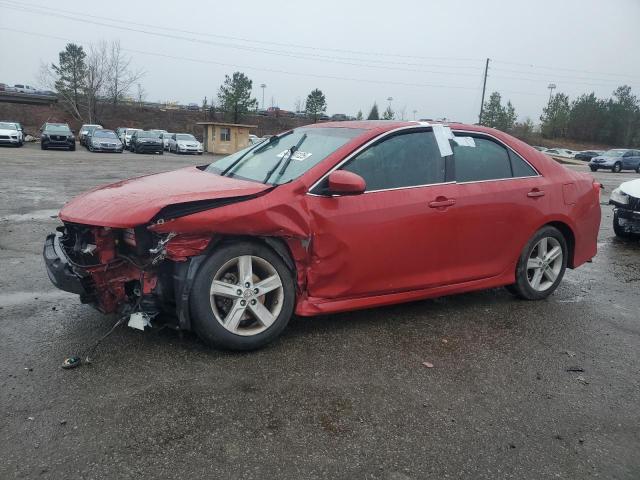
341,131 -> 445,191
453,137 -> 512,182
220,128 -> 231,142
509,150 -> 538,177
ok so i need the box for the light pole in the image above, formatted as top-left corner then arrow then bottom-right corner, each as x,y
412,109 -> 417,120
547,83 -> 556,104
387,96 -> 393,109
260,83 -> 266,109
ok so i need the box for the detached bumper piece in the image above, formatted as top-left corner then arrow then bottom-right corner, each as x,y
43,233 -> 87,295
616,207 -> 640,234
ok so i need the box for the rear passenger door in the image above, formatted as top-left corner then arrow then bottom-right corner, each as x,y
446,133 -> 545,284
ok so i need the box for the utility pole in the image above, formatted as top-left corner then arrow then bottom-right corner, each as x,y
547,83 -> 556,104
260,83 -> 266,109
412,109 -> 417,120
478,58 -> 490,125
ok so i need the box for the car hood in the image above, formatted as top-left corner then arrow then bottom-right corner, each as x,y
59,166 -> 271,228
618,178 -> 640,198
0,128 -> 18,135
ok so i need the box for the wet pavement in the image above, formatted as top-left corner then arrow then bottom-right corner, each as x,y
1,144 -> 639,479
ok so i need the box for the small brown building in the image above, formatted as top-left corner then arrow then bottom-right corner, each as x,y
197,122 -> 256,155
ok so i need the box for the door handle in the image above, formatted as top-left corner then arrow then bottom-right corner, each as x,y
429,198 -> 456,208
527,189 -> 545,198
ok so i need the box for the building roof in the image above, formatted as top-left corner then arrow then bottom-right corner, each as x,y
196,122 -> 257,128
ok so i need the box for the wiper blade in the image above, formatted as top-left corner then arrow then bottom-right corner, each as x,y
221,131 -> 293,177
264,133 -> 307,184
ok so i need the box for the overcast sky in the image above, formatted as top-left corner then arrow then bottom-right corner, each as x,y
2,0 -> 640,124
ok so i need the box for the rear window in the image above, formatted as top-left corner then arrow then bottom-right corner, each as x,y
452,135 -> 537,182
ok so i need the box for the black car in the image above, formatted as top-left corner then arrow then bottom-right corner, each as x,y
87,129 -> 124,153
41,123 -> 75,151
574,150 -> 602,161
129,130 -> 164,154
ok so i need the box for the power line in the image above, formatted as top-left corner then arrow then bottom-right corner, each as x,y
0,27 -> 482,93
0,0 -> 483,72
492,59 -> 640,81
4,0 -> 483,63
491,67 -> 640,85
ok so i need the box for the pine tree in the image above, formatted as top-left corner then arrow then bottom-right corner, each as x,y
540,93 -> 571,138
382,106 -> 395,120
51,43 -> 87,119
305,88 -> 327,123
367,103 -> 379,120
217,72 -> 258,123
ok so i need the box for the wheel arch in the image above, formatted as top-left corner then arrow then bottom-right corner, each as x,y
544,221 -> 576,268
173,234 -> 299,331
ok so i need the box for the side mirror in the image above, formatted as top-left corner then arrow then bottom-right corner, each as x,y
327,170 -> 366,195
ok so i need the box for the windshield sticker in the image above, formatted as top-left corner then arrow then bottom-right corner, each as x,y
277,150 -> 313,161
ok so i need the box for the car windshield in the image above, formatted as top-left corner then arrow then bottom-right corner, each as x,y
176,134 -> 196,141
0,122 -> 17,129
207,127 -> 364,185
94,130 -> 117,138
45,124 -> 71,133
603,149 -> 626,157
127,129 -> 141,135
138,131 -> 160,138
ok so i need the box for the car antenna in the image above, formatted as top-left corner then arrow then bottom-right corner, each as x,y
61,315 -> 126,369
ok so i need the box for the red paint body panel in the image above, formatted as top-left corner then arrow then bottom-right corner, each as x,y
59,166 -> 270,228
56,121 -> 601,318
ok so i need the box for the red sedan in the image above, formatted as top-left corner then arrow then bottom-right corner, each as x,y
44,121 -> 601,350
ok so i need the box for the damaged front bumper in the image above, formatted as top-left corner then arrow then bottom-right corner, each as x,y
43,223 -> 213,328
610,196 -> 640,234
43,233 -> 88,296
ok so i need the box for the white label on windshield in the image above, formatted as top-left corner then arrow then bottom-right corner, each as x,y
277,150 -> 313,161
432,124 -> 453,157
453,136 -> 476,148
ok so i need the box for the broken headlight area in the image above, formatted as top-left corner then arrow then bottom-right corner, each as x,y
46,223 -> 211,320
611,192 -> 640,235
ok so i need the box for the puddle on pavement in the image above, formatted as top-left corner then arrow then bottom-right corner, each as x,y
0,209 -> 59,222
0,291 -> 71,308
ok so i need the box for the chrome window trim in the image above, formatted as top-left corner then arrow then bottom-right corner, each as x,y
306,125 -> 542,197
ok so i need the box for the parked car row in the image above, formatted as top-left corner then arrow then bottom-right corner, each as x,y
78,125 -> 204,154
0,121 -> 24,147
0,83 -> 56,96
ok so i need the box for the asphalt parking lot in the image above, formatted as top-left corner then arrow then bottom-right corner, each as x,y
1,143 -> 639,479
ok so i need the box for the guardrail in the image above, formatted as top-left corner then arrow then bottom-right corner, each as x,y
0,91 -> 57,105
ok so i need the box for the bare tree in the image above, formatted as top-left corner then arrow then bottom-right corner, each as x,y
397,105 -> 407,121
136,83 -> 147,108
106,40 -> 144,106
84,41 -> 109,123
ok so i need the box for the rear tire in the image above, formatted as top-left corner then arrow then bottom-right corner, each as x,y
612,162 -> 622,173
506,226 -> 567,300
190,241 -> 295,351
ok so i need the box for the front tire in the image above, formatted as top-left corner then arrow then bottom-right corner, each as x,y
612,162 -> 622,173
507,226 -> 567,300
590,166 -> 598,172
190,241 -> 295,351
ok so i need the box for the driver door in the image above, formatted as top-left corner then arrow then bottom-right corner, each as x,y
305,129 -> 459,300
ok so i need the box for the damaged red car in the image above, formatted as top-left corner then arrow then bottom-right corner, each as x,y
44,121 -> 601,350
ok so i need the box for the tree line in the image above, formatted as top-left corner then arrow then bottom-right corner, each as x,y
42,42 -> 145,123
480,86 -> 640,147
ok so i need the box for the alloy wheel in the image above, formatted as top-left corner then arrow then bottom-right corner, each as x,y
209,255 -> 284,336
526,237 -> 563,291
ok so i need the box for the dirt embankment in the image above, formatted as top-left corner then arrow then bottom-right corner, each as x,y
0,102 -> 308,139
